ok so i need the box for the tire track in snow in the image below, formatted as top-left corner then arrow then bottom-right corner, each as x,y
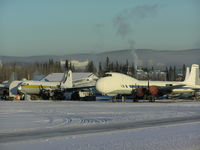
1,115 -> 200,143
81,118 -> 112,124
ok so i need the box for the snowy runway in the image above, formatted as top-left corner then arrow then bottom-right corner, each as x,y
1,115 -> 200,143
0,101 -> 200,150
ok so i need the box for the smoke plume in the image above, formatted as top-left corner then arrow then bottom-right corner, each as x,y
113,4 -> 159,68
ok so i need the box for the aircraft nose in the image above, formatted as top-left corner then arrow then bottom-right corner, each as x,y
96,79 -> 106,94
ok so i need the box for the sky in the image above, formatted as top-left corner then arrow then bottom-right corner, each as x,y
0,0 -> 199,56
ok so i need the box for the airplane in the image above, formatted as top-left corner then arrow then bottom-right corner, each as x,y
17,70 -> 95,100
184,67 -> 190,81
0,83 -> 8,99
96,64 -> 200,99
17,70 -> 73,97
0,72 -> 17,89
0,72 -> 17,99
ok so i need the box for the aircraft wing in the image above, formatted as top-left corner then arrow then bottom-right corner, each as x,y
146,84 -> 186,96
159,84 -> 185,91
64,86 -> 95,92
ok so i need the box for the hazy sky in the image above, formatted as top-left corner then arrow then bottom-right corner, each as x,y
0,0 -> 199,56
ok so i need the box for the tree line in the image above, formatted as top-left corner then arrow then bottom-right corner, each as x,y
0,57 -> 187,82
86,57 -> 187,81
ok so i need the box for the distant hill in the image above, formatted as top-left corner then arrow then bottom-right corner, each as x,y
0,49 -> 199,68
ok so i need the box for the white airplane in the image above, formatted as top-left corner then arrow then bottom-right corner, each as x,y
96,64 -> 200,97
0,72 -> 18,99
0,72 -> 17,89
18,70 -> 73,95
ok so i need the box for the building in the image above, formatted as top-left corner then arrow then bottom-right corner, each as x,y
32,71 -> 45,81
60,60 -> 89,70
136,68 -> 167,81
149,70 -> 167,81
40,72 -> 98,87
136,69 -> 148,80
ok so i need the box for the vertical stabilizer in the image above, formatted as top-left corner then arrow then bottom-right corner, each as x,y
184,64 -> 200,85
184,67 -> 190,81
61,70 -> 73,88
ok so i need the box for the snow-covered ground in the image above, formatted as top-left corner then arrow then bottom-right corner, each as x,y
0,101 -> 200,150
1,122 -> 200,150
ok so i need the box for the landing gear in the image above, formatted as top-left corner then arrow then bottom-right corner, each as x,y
39,86 -> 65,100
194,90 -> 200,100
71,91 -> 80,100
148,95 -> 156,102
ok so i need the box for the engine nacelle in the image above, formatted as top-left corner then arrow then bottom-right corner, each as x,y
149,86 -> 159,96
136,88 -> 146,97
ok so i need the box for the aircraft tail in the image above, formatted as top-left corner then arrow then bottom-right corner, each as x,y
184,67 -> 190,81
184,64 -> 200,85
61,70 -> 73,88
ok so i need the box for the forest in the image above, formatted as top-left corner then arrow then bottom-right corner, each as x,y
0,57 -> 187,82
